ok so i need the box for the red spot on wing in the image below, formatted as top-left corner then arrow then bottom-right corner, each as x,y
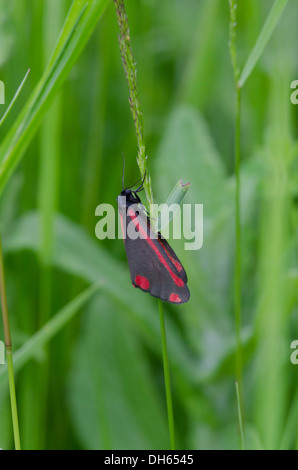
134,275 -> 150,290
128,208 -> 184,288
169,293 -> 182,303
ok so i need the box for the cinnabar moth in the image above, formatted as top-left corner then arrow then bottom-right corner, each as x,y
117,175 -> 190,304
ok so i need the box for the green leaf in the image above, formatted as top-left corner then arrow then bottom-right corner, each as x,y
239,0 -> 288,87
154,104 -> 226,207
68,295 -> 169,449
153,104 -> 232,324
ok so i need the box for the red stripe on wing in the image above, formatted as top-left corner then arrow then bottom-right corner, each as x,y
158,240 -> 183,273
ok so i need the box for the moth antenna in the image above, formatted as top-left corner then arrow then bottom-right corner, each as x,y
126,171 -> 146,190
122,153 -> 125,190
135,169 -> 147,193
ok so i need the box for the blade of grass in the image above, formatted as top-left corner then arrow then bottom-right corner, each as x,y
38,0 -> 64,272
113,0 -> 153,206
254,50 -> 291,450
0,68 -> 30,129
154,180 -> 190,233
236,381 -> 245,450
0,234 -> 21,450
229,0 -> 244,442
158,300 -> 175,450
33,0 -> 65,450
0,0 -> 110,195
239,0 -> 288,88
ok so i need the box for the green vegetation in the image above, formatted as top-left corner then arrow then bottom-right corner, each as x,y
0,0 -> 297,450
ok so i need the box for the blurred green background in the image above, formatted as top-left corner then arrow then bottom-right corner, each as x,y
0,0 -> 297,450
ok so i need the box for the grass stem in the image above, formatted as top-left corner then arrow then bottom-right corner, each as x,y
158,300 -> 176,450
236,381 -> 245,450
113,0 -> 153,206
229,0 -> 244,447
113,0 -> 176,449
234,84 -> 243,400
0,234 -> 21,450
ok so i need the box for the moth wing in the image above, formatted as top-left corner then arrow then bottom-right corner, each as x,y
123,206 -> 190,304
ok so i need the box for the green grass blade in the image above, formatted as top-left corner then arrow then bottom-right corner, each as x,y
254,55 -> 291,450
236,381 -> 245,450
158,300 -> 176,450
229,0 -> 244,429
0,68 -> 30,129
154,180 -> 190,232
33,0 -> 65,450
0,0 -> 110,194
0,284 -> 100,386
239,0 -> 288,87
113,0 -> 153,206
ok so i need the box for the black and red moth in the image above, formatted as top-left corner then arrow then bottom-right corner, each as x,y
117,180 -> 190,304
